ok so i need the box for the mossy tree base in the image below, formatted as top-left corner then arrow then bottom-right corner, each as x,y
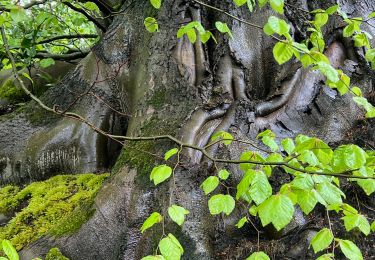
0,173 -> 109,251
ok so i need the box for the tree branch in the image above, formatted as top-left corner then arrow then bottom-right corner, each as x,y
35,50 -> 90,60
37,34 -> 99,45
62,1 -> 107,32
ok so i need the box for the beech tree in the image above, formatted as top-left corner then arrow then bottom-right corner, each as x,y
0,0 -> 374,259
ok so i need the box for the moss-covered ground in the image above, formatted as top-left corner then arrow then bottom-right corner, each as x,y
0,173 -> 108,251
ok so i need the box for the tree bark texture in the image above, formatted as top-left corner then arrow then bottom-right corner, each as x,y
0,0 -> 374,259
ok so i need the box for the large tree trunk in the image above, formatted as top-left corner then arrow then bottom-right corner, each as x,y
1,0 -> 374,259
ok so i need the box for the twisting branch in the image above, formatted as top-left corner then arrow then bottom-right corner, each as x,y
1,26 -> 374,181
62,1 -> 107,32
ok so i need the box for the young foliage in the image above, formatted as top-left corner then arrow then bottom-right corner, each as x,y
141,212 -> 163,233
159,234 -> 184,260
246,251 -> 270,260
144,17 -> 159,33
310,228 -> 334,253
257,194 -> 294,231
1,240 -> 19,260
337,239 -> 363,260
168,205 -> 189,226
201,176 -> 220,195
150,165 -> 173,185
208,194 -> 236,215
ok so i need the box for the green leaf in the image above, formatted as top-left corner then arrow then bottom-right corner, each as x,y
326,5 -> 339,15
316,181 -> 345,205
338,239 -> 363,260
342,214 -> 371,235
316,254 -> 334,260
39,58 -> 55,68
141,256 -> 166,260
273,42 -> 294,65
248,170 -> 272,205
249,205 -> 258,216
333,145 -> 367,172
371,221 -> 375,232
208,194 -> 235,215
258,0 -> 268,8
144,17 -> 159,33
266,153 -> 283,163
314,13 -> 329,27
83,2 -> 99,11
240,151 -> 265,172
257,130 -> 278,151
294,138 -> 333,165
247,0 -> 254,12
258,194 -> 294,231
353,33 -> 370,48
218,169 -> 230,180
354,167 -> 375,195
186,28 -> 197,43
353,97 -> 375,118
291,174 -> 314,190
262,136 -> 279,152
269,0 -> 284,14
246,251 -> 270,260
164,148 -> 178,161
236,170 -> 253,200
159,234 -> 184,260
215,22 -> 233,38
279,184 -> 298,204
201,176 -> 220,195
295,189 -> 318,214
211,131 -> 233,145
200,31 -> 216,44
326,70 -> 350,95
141,212 -> 163,233
314,62 -> 339,83
351,86 -> 362,97
21,73 -> 34,84
233,0 -> 247,6
281,138 -> 295,155
168,205 -> 189,226
264,16 -> 289,36
150,165 -> 173,185
10,8 -> 28,23
150,0 -> 161,9
310,228 -> 334,253
235,216 -> 248,228
298,150 -> 319,166
1,240 -> 19,260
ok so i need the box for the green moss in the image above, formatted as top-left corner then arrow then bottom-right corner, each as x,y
46,247 -> 69,260
0,79 -> 28,103
112,140 -> 155,176
148,88 -> 166,109
0,173 -> 109,251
